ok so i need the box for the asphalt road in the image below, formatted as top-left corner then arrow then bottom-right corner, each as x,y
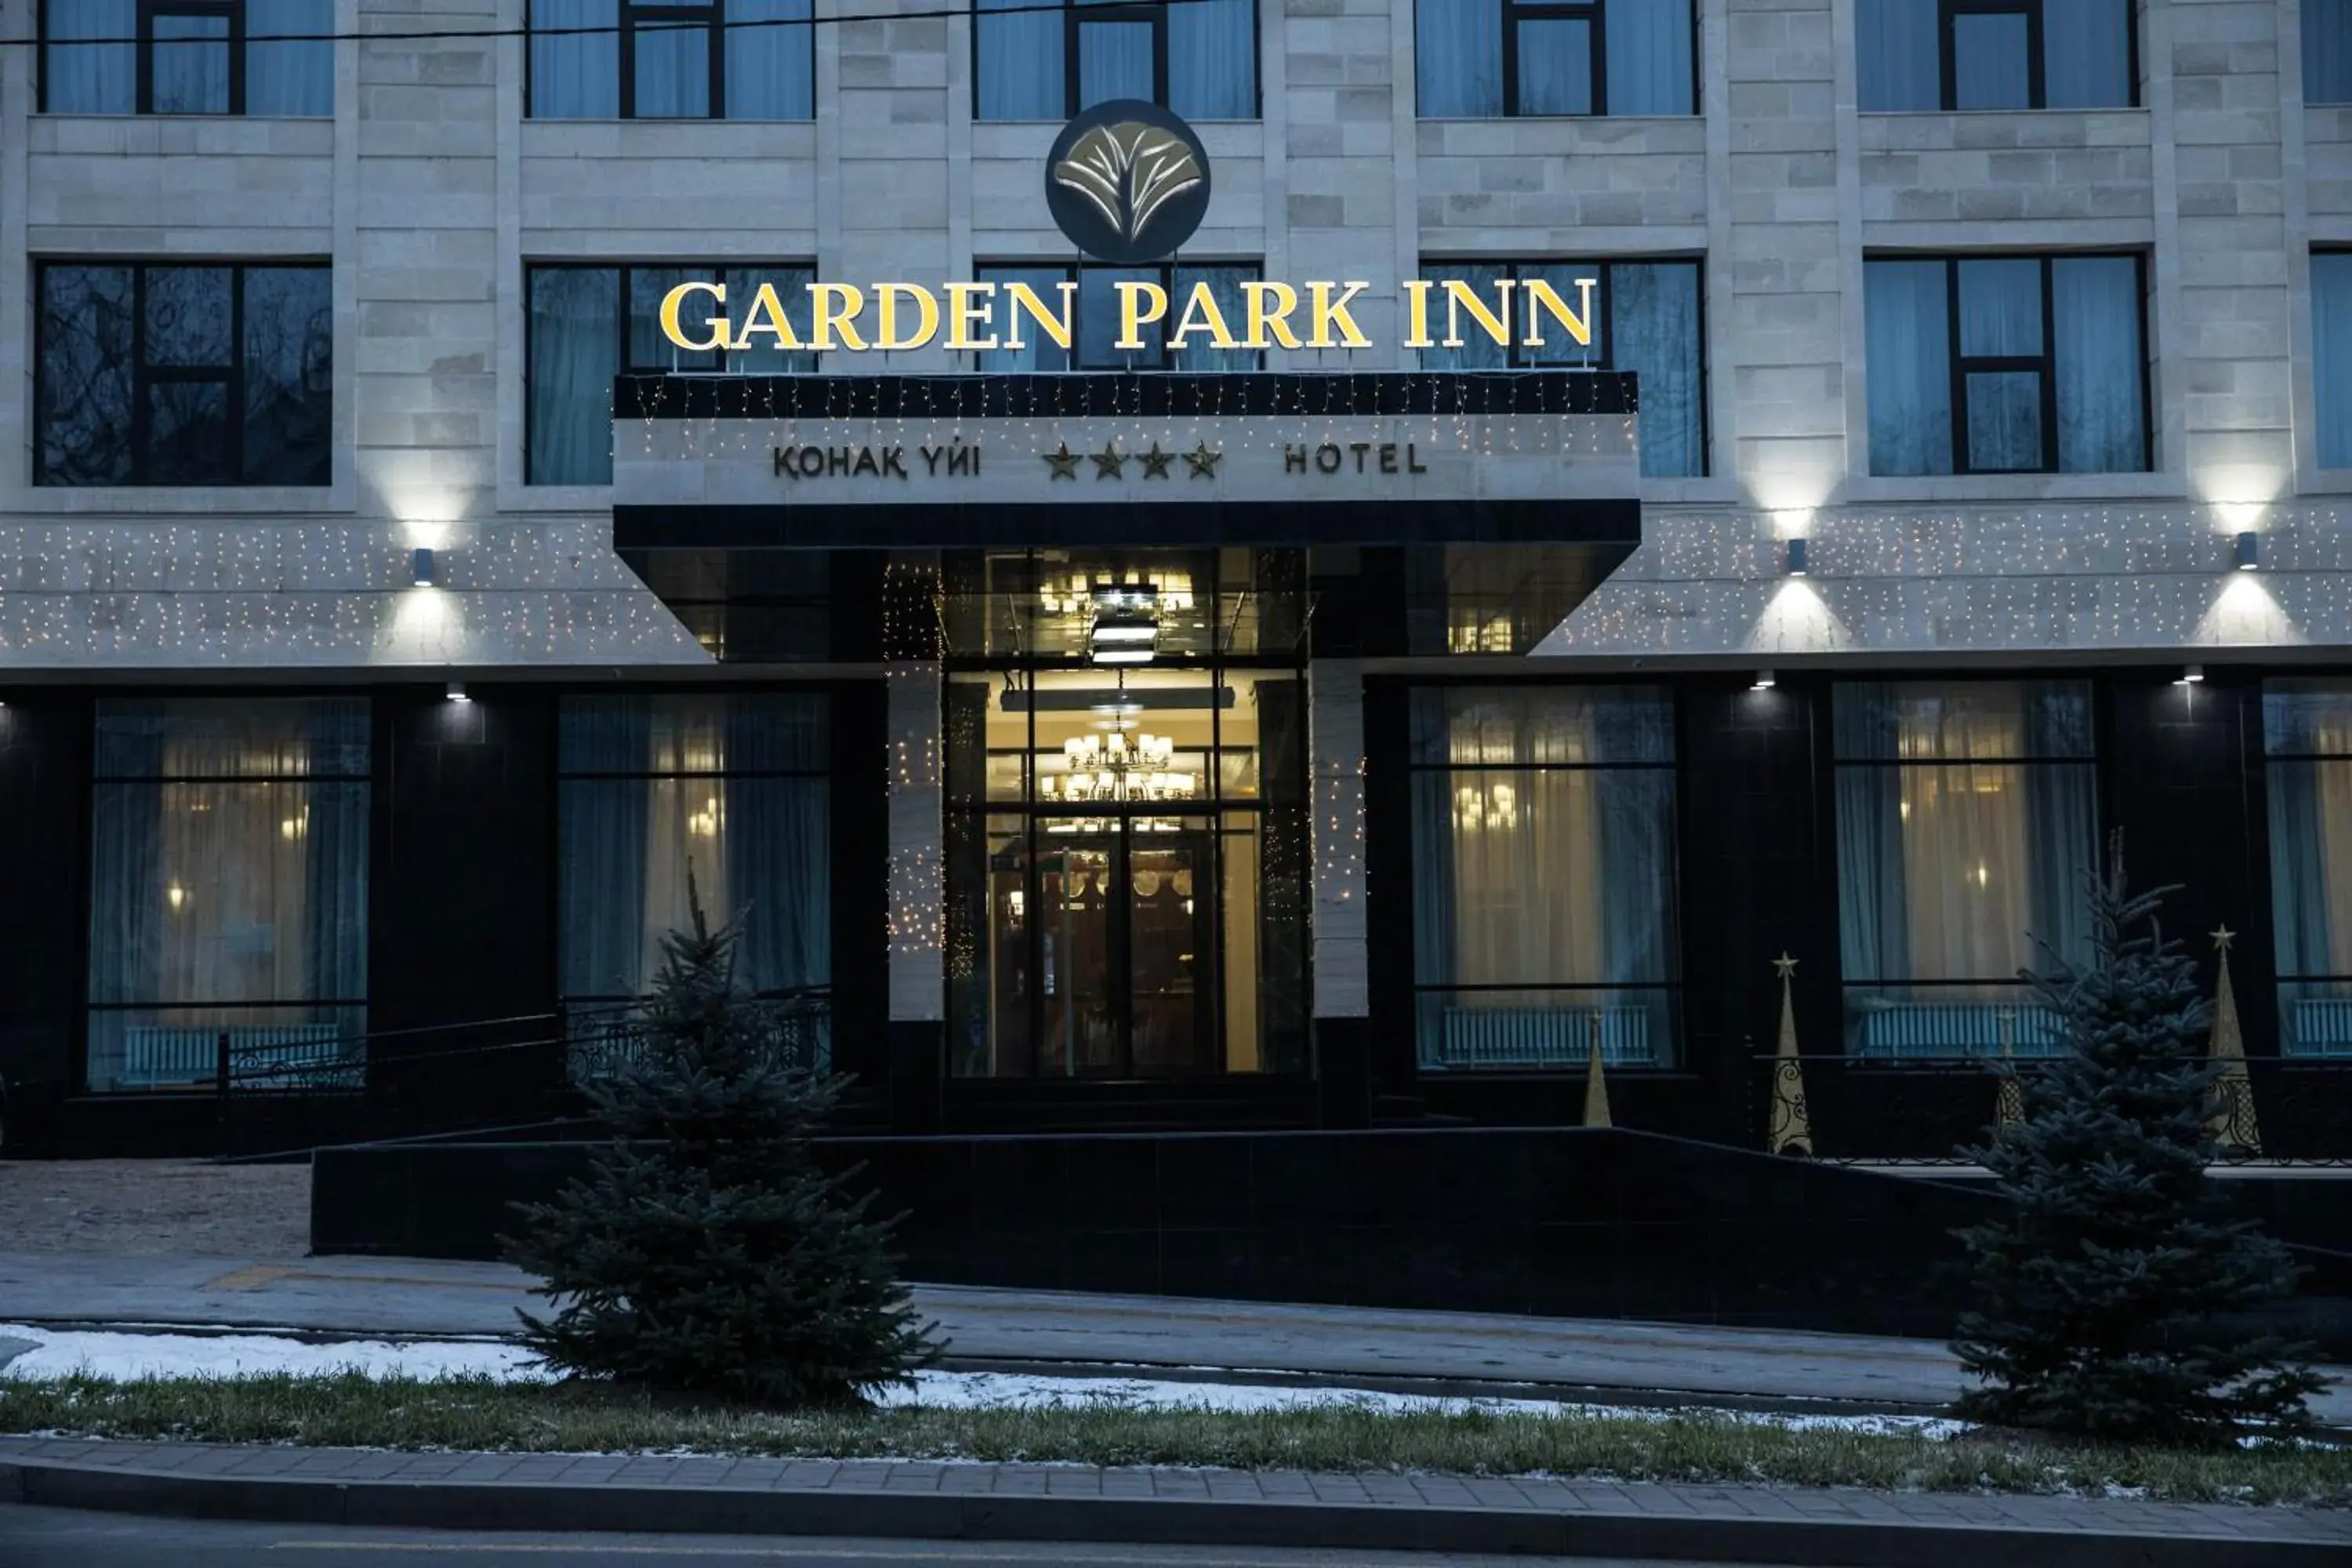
0,1504 -> 1803,1567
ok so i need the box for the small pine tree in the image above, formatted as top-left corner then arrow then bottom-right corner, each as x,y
505,891 -> 937,1406
1953,837 -> 2326,1445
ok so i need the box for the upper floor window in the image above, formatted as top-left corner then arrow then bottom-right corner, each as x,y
42,1 -> 333,116
2314,252 -> 2352,469
529,0 -> 813,119
975,0 -> 1258,121
1417,259 -> 1704,477
37,261 -> 332,487
1416,0 -> 1694,118
1858,0 -> 2133,111
1864,253 -> 2147,476
972,263 -> 1261,371
2309,0 -> 2352,104
526,263 -> 816,485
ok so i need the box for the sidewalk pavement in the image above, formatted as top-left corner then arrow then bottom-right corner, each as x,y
4,1249 -> 2350,1423
3,1435 -> 2347,1567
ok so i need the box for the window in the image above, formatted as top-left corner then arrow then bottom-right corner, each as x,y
526,263 -> 815,485
85,698 -> 369,1094
1417,259 -> 1705,477
2314,253 -> 2352,470
1834,681 -> 2096,1058
1409,686 -> 1680,1069
1857,0 -> 2133,111
528,0 -> 812,119
42,1 -> 333,115
558,694 -> 832,1063
2264,682 -> 2352,1056
975,0 -> 1258,122
2310,0 -> 2352,105
37,262 -> 332,487
972,263 -> 1261,372
1864,253 -> 2147,476
1415,0 -> 1693,118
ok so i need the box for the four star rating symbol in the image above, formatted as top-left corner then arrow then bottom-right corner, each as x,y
1041,439 -> 1221,481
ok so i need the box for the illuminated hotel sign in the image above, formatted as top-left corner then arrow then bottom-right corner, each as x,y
655,100 -> 1596,361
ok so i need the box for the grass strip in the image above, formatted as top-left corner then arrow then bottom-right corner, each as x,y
3,1374 -> 2348,1508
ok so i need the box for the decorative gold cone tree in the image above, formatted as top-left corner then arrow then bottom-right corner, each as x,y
2207,925 -> 2263,1156
1583,1012 -> 1612,1128
1995,1007 -> 2025,1134
1768,953 -> 1814,1156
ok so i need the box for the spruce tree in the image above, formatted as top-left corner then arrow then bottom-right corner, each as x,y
505,893 -> 937,1406
1952,837 -> 2325,1445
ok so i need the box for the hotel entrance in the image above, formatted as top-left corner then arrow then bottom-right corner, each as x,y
944,549 -> 1310,1082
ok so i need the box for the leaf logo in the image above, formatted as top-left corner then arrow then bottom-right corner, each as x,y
1052,122 -> 1205,248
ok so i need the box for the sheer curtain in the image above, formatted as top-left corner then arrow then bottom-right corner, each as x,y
1416,0 -> 1503,117
531,0 -> 621,116
246,0 -> 334,115
2053,255 -> 2146,473
1417,263 -> 1508,370
528,267 -> 619,485
1856,0 -> 1937,111
1171,266 -> 1258,371
977,0 -> 1062,119
2265,687 -> 2352,1055
2313,0 -> 2352,105
1170,0 -> 1257,118
633,12 -> 713,118
1077,2 -> 1154,108
1864,260 -> 1953,475
2043,0 -> 2132,108
1606,0 -> 1694,114
977,267 -> 1075,371
728,0 -> 815,118
2314,255 -> 2352,470
1610,261 -> 1704,477
1958,257 -> 2043,472
44,0 -> 136,113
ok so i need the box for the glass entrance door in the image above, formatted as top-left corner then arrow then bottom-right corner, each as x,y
1037,831 -> 1117,1076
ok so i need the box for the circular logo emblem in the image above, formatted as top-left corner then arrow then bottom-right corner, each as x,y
1045,100 -> 1213,265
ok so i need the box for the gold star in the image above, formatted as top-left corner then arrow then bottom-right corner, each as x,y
1183,441 -> 1222,478
2212,924 -> 2236,953
1138,441 -> 1174,478
1091,442 -> 1127,479
1772,953 -> 1798,980
1042,443 -> 1080,481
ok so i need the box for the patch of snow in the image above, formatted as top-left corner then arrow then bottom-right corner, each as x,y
0,1325 -> 1967,1439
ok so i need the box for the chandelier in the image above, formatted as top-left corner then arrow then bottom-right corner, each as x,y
1040,729 -> 1197,805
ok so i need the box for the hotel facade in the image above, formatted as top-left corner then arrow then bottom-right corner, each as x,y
7,0 -> 2352,1167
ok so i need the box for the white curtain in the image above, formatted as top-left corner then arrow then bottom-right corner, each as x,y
531,0 -> 620,117
1606,0 -> 1693,114
1516,14 -> 1592,114
528,267 -> 619,485
44,0 -> 136,113
85,699 -> 369,1092
151,12 -> 232,114
978,0 -> 1065,119
2043,0 -> 2132,108
726,0 -> 814,118
1957,256 -> 2042,471
1076,2 -> 1154,108
1610,260 -> 1704,477
2053,255 -> 2145,473
1171,266 -> 1258,372
1416,0 -> 1503,117
1951,11 -> 2030,109
2318,255 -> 2352,469
1169,0 -> 1257,118
1865,259 -> 1953,475
246,0 -> 334,115
2313,0 -> 2352,104
2265,688 -> 2352,994
1856,0 -> 1937,110
633,13 -> 712,118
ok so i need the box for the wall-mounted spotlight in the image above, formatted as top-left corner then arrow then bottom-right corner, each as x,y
1751,670 -> 1777,691
445,681 -> 470,704
2176,664 -> 2205,688
2234,532 -> 2260,572
1784,536 -> 1809,577
412,546 -> 436,587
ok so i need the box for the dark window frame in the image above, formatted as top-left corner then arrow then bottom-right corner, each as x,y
971,0 -> 1265,122
1415,256 -> 1711,476
522,260 -> 819,487
1866,249 -> 2153,477
970,261 -> 1266,372
38,0 -> 282,115
524,0 -> 816,120
1860,0 -> 2141,112
34,258 -> 334,488
1414,0 -> 1701,119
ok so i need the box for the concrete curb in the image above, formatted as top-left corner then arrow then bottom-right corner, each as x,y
2,1456 -> 2343,1568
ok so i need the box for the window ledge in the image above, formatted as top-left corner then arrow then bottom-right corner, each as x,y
1841,472 -> 2184,505
10,486 -> 350,515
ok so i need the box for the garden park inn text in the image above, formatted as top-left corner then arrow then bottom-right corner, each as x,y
655,276 -> 1600,356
